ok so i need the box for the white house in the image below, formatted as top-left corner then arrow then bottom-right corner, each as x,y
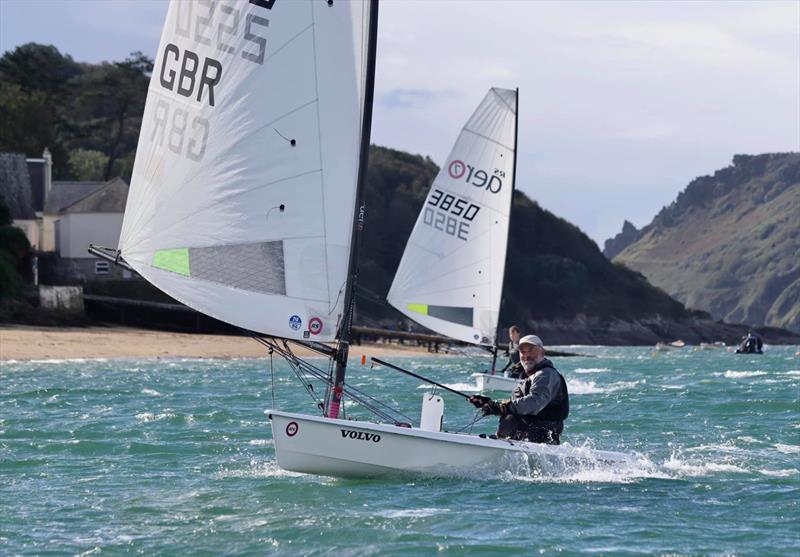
47,177 -> 130,279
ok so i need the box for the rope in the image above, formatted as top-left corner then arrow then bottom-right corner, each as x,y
245,331 -> 421,425
455,410 -> 489,434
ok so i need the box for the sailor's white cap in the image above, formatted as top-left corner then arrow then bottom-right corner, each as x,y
519,334 -> 544,348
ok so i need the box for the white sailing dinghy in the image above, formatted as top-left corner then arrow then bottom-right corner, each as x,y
94,0 -> 632,479
386,88 -> 523,393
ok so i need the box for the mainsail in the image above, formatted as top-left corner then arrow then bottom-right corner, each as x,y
387,88 -> 518,346
119,0 -> 373,341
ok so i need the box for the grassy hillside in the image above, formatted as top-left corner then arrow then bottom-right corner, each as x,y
614,153 -> 800,332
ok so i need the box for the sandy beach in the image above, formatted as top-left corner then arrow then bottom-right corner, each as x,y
0,326 -> 438,361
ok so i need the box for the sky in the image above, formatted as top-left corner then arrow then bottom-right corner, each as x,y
1,0 -> 798,245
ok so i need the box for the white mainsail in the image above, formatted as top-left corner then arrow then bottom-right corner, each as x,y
387,88 -> 517,346
119,0 -> 373,341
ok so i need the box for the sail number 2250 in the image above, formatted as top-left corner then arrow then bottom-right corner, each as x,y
424,188 -> 481,241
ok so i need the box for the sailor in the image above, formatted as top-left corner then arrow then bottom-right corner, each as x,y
736,331 -> 764,354
500,325 -> 522,378
469,334 -> 569,445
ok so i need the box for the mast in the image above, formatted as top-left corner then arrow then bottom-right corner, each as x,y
326,0 -> 380,418
491,87 -> 519,374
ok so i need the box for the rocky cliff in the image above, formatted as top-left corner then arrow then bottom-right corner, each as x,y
612,153 -> 800,333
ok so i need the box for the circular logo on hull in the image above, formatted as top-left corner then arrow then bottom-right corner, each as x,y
289,315 -> 302,330
286,421 -> 299,437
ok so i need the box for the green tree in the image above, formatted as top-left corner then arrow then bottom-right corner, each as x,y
68,52 -> 152,180
0,43 -> 83,175
68,148 -> 109,181
0,201 -> 31,299
0,81 -> 55,155
0,43 -> 81,96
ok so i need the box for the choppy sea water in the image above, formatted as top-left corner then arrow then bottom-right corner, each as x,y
1,346 -> 798,556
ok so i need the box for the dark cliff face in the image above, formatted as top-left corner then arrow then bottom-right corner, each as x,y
603,220 -> 642,259
614,153 -> 800,333
357,145 -> 691,329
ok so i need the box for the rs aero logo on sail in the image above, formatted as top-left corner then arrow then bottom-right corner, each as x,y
341,429 -> 381,443
448,160 -> 504,193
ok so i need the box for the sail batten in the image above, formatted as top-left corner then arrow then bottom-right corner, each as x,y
388,88 -> 518,346
119,0 -> 372,341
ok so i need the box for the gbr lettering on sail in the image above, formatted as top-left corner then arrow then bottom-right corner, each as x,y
152,0 -> 272,162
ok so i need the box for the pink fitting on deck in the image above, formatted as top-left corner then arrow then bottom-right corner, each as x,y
328,400 -> 341,419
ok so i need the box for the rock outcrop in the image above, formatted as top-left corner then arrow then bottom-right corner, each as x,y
603,220 -> 642,259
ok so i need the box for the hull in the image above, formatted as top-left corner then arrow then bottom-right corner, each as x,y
268,410 -> 632,479
472,373 -> 521,393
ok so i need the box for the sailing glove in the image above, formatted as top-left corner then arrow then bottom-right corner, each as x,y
469,395 -> 492,409
481,400 -> 512,417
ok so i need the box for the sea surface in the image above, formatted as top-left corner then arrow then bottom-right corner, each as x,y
2,346 -> 799,556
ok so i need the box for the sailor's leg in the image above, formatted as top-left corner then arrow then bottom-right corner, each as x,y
496,414 -> 522,438
519,419 -> 564,445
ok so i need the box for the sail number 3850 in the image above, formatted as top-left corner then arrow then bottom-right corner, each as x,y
424,188 -> 480,241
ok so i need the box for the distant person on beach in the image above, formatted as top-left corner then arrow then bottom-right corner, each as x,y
500,325 -> 522,378
469,334 -> 569,444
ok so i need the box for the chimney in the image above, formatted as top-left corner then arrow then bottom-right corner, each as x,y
42,147 -> 52,201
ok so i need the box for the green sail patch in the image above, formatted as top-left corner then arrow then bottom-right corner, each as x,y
407,303 -> 428,315
152,248 -> 190,276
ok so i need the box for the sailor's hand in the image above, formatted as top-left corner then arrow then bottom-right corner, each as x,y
469,395 -> 491,409
480,400 -> 501,416
498,401 -> 512,416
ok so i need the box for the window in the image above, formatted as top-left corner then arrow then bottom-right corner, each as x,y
94,261 -> 110,275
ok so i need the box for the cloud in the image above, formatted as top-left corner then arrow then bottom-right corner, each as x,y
379,88 -> 455,109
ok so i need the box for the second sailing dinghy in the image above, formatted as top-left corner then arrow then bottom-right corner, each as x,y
386,88 -> 523,393
97,0 -> 633,479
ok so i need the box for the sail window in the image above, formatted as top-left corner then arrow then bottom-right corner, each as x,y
190,242 -> 286,295
152,242 -> 286,295
407,303 -> 473,327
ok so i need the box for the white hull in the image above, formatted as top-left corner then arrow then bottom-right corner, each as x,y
472,373 -> 522,393
268,410 -> 633,479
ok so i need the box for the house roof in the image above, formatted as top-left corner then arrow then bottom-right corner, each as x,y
62,177 -> 129,213
44,181 -> 105,214
0,153 -> 36,219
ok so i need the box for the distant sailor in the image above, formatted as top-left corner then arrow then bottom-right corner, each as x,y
500,325 -> 522,378
736,331 -> 764,354
469,334 -> 569,444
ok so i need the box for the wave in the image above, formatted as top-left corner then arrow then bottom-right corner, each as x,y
568,379 -> 642,395
135,412 -> 177,423
567,380 -> 604,394
215,459 -> 330,482
248,439 -> 273,446
720,370 -> 767,378
572,367 -> 610,374
20,358 -> 110,364
495,446 -> 667,484
376,508 -> 447,518
419,382 -> 479,392
662,455 -> 749,476
759,468 -> 799,477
